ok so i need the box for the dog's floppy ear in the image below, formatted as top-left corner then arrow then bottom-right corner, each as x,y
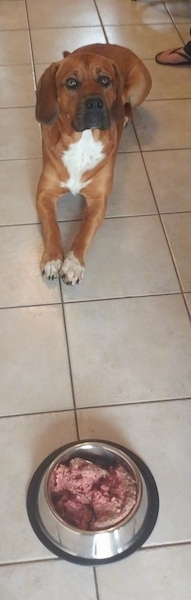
111,62 -> 124,122
112,62 -> 123,95
35,62 -> 60,126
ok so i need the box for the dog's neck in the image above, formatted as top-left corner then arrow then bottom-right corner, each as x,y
42,115 -> 119,158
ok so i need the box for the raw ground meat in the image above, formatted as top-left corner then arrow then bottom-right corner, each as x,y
48,457 -> 137,531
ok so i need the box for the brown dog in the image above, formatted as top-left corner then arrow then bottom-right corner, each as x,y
36,43 -> 151,284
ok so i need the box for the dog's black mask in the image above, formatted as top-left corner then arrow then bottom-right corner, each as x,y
72,95 -> 111,131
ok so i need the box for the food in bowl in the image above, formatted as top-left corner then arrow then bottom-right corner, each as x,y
48,456 -> 137,530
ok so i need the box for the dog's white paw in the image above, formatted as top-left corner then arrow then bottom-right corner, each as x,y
60,251 -> 85,285
42,259 -> 62,280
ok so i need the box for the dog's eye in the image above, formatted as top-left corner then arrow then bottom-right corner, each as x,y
65,78 -> 79,89
98,76 -> 112,88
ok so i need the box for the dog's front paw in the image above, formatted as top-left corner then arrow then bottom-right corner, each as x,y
60,251 -> 85,285
42,259 -> 63,280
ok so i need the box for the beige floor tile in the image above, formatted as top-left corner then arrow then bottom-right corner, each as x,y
105,24 -> 182,59
0,159 -> 41,225
0,108 -> 41,159
0,561 -> 96,600
0,66 -> 35,108
96,0 -> 171,25
61,216 -> 179,302
57,193 -> 85,222
0,225 -> 62,307
27,0 -> 100,28
143,150 -> 191,213
107,153 -> 157,216
0,412 -> 77,562
165,0 -> 191,23
31,28 -> 106,64
115,122 -> 140,152
144,58 -> 191,100
78,399 -> 191,545
0,306 -> 73,416
176,23 -> 191,43
0,0 -> 28,30
162,213 -> 191,292
96,545 -> 191,600
65,295 -> 191,407
0,30 -> 31,65
134,99 -> 191,151
35,63 -> 51,83
185,293 -> 191,317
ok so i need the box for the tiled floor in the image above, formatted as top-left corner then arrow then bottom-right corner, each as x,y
0,0 -> 191,597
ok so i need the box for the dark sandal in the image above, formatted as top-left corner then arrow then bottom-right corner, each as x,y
155,47 -> 191,66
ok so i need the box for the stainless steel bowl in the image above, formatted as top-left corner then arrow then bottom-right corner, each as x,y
27,440 -> 159,565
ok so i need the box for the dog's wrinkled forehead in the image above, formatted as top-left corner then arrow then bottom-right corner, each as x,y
56,52 -> 116,83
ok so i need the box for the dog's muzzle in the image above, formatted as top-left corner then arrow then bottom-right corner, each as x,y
72,95 -> 111,131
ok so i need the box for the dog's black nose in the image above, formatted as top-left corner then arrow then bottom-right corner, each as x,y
85,96 -> 104,111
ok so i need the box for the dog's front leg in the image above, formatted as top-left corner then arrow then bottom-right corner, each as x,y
36,187 -> 64,280
60,195 -> 107,285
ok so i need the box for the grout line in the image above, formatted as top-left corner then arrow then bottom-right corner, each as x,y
62,291 -> 183,305
141,539 -> 191,552
1,210 -> 191,229
143,98 -> 191,103
0,556 -> 58,568
93,0 -> 108,42
93,567 -> 101,600
24,0 -> 38,87
0,291 -> 186,311
0,25 -> 105,33
139,146 -> 191,152
0,28 -> 29,33
0,407 -> 75,421
60,282 -> 80,441
181,291 -> 191,324
0,156 -> 42,161
146,97 -> 191,102
0,105 -> 35,110
0,302 -> 63,311
0,395 -> 190,421
75,396 -> 191,411
0,105 -> 36,109
0,539 -> 190,568
26,25 -> 109,31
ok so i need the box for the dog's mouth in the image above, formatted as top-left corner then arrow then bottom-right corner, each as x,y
72,95 -> 111,132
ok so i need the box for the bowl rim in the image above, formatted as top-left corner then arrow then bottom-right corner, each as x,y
44,441 -> 142,533
27,439 -> 159,566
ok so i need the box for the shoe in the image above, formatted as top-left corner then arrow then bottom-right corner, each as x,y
155,47 -> 191,66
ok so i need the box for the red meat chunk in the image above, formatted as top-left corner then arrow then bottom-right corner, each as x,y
48,457 -> 137,531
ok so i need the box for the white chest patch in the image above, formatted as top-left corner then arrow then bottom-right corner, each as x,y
61,130 -> 105,196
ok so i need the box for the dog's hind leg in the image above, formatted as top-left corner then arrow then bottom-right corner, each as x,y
122,63 -> 152,115
123,103 -> 133,127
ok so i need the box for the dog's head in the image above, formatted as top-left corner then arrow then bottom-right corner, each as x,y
35,51 -> 123,131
